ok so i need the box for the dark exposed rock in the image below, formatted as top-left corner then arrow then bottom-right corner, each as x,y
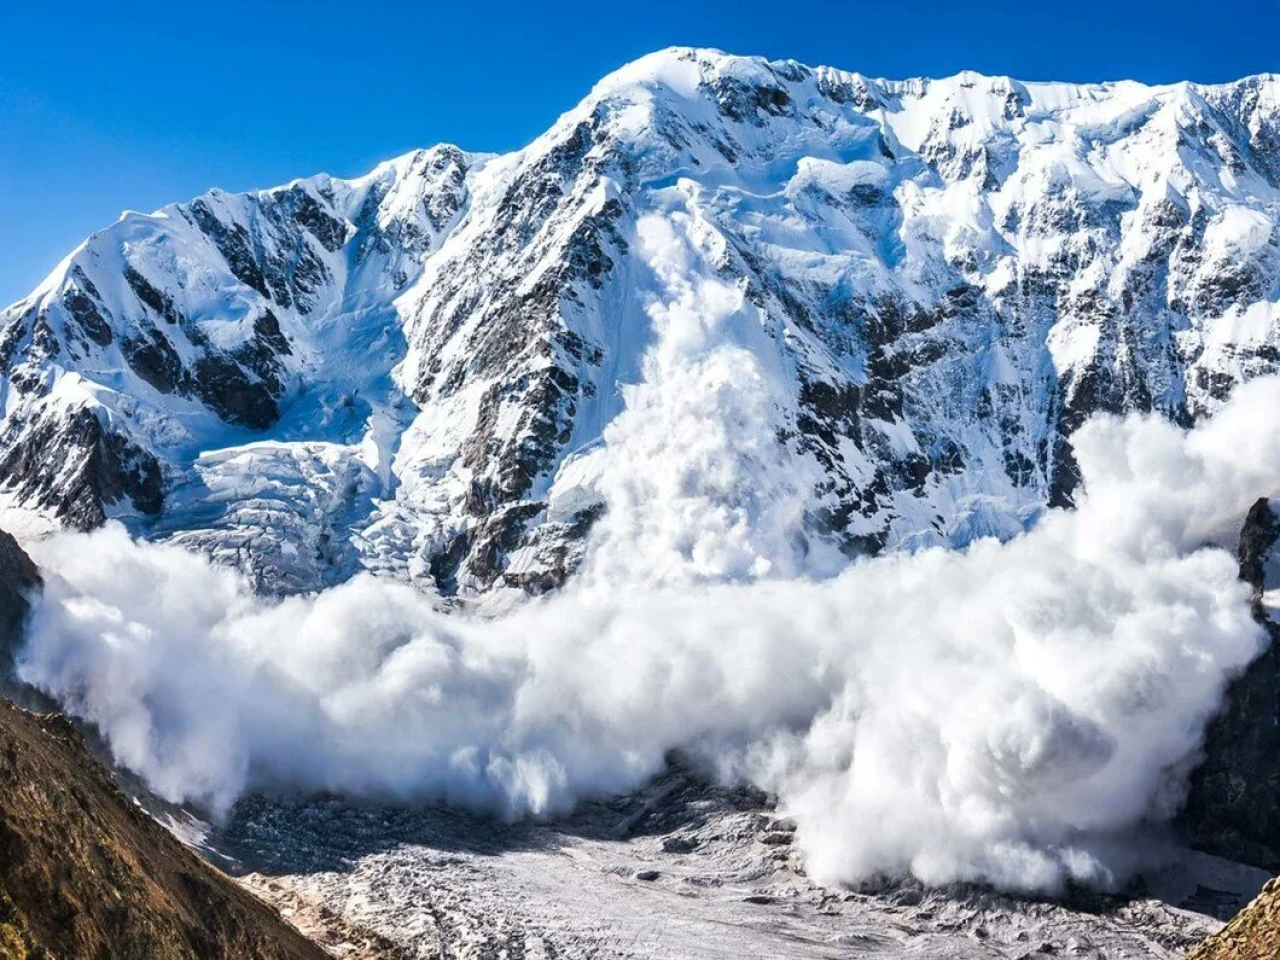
123,332 -> 185,394
188,198 -> 272,300
62,271 -> 113,346
0,407 -> 163,530
125,265 -> 182,325
428,529 -> 473,597
283,185 -> 349,253
252,309 -> 292,358
816,72 -> 880,111
1238,499 -> 1280,591
191,355 -> 281,430
499,503 -> 604,595
459,365 -> 580,515
661,836 -> 698,854
1181,498 -> 1280,868
0,530 -> 39,682
757,830 -> 794,846
462,501 -> 544,589
708,74 -> 793,125
1048,341 -> 1163,509
114,294 -> 288,428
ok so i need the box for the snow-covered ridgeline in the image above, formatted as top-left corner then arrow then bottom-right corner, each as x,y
1,48 -> 1278,598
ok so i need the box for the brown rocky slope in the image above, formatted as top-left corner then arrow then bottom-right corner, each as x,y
1187,876 -> 1280,960
0,701 -> 329,960
0,527 -> 325,960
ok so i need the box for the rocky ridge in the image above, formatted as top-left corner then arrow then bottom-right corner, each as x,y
1187,876 -> 1280,960
1181,497 -> 1280,868
0,700 -> 327,960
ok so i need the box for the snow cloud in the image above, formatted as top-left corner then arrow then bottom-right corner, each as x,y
13,210 -> 1280,894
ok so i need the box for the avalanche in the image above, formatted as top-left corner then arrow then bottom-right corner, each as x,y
15,375 -> 1280,893
5,46 -> 1280,895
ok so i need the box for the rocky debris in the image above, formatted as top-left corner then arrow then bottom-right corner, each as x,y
231,877 -> 413,960
757,828 -> 794,846
0,699 -> 326,960
1186,876 -> 1280,960
661,835 -> 699,854
222,757 -> 1233,959
1181,498 -> 1280,867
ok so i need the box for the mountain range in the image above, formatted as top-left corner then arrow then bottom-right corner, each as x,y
4,47 -> 1278,600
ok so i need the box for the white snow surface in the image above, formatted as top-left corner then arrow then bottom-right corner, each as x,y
2,48 -> 1279,595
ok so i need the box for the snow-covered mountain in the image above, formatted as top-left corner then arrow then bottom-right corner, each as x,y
3,47 -> 1279,598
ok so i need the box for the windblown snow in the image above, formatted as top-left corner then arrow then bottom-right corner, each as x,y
6,47 -> 1280,896
16,348 -> 1280,896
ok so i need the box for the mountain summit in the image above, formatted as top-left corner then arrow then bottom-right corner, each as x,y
2,48 -> 1278,598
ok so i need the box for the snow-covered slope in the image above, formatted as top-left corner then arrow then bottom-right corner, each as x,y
3,48 -> 1279,597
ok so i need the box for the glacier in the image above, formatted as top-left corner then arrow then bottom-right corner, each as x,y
2,47 -> 1278,599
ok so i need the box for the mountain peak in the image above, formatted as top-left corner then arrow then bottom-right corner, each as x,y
1,49 -> 1279,595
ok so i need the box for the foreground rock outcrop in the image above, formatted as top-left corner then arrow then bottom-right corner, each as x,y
0,699 -> 326,959
0,529 -> 39,679
1177,499 -> 1280,958
1187,876 -> 1280,960
0,530 -> 324,960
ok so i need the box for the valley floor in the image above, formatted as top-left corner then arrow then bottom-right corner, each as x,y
201,762 -> 1266,959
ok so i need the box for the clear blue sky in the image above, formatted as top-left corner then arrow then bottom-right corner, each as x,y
2,0 -> 1276,306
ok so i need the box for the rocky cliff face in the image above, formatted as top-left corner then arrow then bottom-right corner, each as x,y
0,529 -> 39,679
1187,875 -> 1280,960
2,49 -> 1279,600
1182,498 -> 1280,867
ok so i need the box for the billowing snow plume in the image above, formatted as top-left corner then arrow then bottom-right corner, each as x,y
575,213 -> 846,587
15,252 -> 1280,889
